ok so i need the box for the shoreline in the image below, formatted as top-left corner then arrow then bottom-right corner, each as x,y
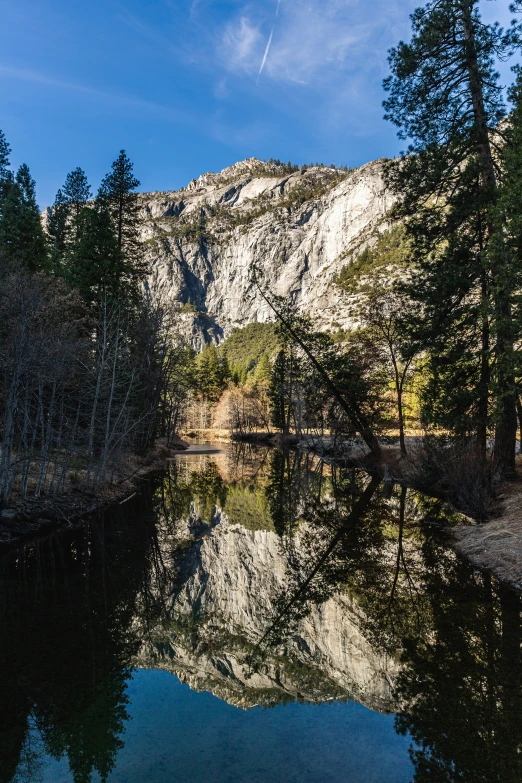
450,477 -> 522,591
232,431 -> 522,592
3,432 -> 521,593
0,440 -> 190,550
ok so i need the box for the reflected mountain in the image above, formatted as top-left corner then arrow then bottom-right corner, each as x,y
135,513 -> 399,711
1,445 -> 521,783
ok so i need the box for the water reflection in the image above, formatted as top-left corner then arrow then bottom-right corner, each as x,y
0,445 -> 521,782
0,491 -> 158,783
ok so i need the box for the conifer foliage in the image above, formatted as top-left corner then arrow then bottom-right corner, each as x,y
48,168 -> 92,267
384,0 -> 522,477
0,130 -> 11,197
98,150 -> 147,284
0,132 -> 189,505
0,163 -> 48,271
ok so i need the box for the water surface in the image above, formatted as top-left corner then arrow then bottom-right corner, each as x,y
1,444 -> 520,783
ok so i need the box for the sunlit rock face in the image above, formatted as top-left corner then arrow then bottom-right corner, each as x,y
134,515 -> 399,712
140,158 -> 393,347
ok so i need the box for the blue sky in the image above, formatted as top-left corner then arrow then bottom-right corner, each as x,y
0,0 -> 517,207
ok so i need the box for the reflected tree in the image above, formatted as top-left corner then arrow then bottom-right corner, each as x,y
395,568 -> 522,783
2,448 -> 522,783
0,489 -> 158,783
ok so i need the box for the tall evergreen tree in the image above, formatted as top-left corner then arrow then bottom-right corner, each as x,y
47,187 -> 68,269
492,68 -> 522,447
63,167 -> 91,219
65,202 -> 124,306
0,130 -> 12,202
0,163 -> 48,271
98,151 -> 146,284
254,352 -> 272,389
48,168 -> 92,269
268,349 -> 289,434
383,0 -> 521,476
196,344 -> 228,402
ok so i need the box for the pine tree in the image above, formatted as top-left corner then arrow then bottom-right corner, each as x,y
98,151 -> 146,285
66,202 -> 124,306
47,187 -> 68,270
0,163 -> 48,271
0,129 -> 11,201
63,167 -> 91,220
254,352 -> 272,390
268,350 -> 289,434
492,69 -> 522,450
221,349 -> 231,386
383,0 -> 521,476
48,168 -> 92,270
196,344 -> 228,402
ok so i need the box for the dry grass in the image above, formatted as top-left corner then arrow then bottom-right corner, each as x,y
181,428 -> 231,442
450,463 -> 522,589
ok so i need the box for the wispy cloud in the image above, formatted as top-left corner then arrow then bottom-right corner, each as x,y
218,0 -> 410,86
98,0 -> 418,143
0,64 -> 193,123
222,16 -> 263,74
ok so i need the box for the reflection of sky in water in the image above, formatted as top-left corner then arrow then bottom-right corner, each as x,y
40,670 -> 413,783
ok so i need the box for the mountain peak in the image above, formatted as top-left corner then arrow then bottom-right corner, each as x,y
185,157 -> 300,192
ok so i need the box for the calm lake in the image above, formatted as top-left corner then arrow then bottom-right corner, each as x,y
1,444 -> 520,783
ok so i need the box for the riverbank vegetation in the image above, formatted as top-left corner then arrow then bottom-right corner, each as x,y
0,140 -> 192,515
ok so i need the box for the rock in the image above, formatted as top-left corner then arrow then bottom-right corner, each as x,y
43,157 -> 394,349
134,513 -> 399,712
136,158 -> 394,348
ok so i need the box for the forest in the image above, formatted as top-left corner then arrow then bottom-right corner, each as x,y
2,0 -> 522,526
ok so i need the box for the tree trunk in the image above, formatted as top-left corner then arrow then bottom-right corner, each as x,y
256,283 -> 382,460
516,397 -> 522,456
462,1 -> 517,477
392,358 -> 407,457
477,267 -> 490,472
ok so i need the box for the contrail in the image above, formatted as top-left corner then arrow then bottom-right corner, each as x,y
256,28 -> 274,84
257,0 -> 281,84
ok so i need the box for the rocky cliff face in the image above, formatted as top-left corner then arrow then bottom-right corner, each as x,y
141,157 -> 393,346
133,513 -> 399,712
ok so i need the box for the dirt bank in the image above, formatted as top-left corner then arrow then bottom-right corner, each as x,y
450,476 -> 522,590
0,439 -> 189,548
